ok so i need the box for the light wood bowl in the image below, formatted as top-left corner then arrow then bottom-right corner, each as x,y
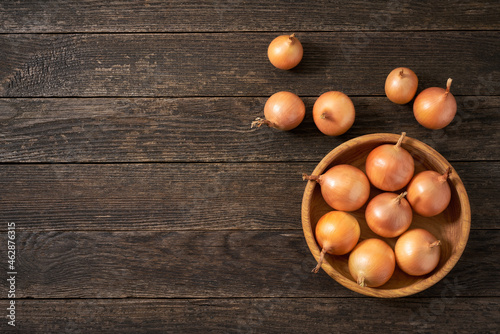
302,133 -> 471,298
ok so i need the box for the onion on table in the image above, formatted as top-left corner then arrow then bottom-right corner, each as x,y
413,78 -> 457,129
385,67 -> 419,104
251,91 -> 305,131
267,33 -> 303,70
312,91 -> 356,136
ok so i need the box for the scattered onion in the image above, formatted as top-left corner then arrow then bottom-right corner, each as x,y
395,228 -> 441,276
365,191 -> 412,238
312,211 -> 360,273
348,238 -> 395,287
251,91 -> 305,131
303,164 -> 370,212
312,91 -> 355,136
413,78 -> 457,129
407,167 -> 452,217
385,67 -> 418,104
267,33 -> 303,70
365,132 -> 415,191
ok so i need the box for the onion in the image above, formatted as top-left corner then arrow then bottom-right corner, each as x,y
251,91 -> 305,131
312,91 -> 355,136
413,78 -> 457,129
395,228 -> 441,276
312,211 -> 360,273
385,67 -> 418,104
407,167 -> 452,217
267,33 -> 303,70
365,191 -> 412,238
348,238 -> 395,287
303,164 -> 370,212
365,132 -> 415,191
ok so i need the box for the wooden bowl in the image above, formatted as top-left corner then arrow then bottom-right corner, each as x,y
301,133 -> 471,298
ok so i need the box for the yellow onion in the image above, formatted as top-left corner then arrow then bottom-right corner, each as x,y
251,91 -> 305,131
312,211 -> 360,273
312,91 -> 355,136
413,78 -> 457,129
348,238 -> 395,287
365,132 -> 415,191
303,164 -> 370,212
267,33 -> 303,70
365,191 -> 412,238
407,167 -> 451,217
385,67 -> 418,104
395,229 -> 441,276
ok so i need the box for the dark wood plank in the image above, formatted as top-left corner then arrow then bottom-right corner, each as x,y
0,32 -> 498,97
0,162 -> 496,231
3,298 -> 498,333
1,1 -> 499,33
0,230 -> 497,299
0,97 -> 498,162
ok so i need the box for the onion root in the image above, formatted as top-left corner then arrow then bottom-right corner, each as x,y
312,248 -> 327,273
251,117 -> 275,129
438,167 -> 452,182
302,173 -> 321,182
357,276 -> 366,287
445,78 -> 452,96
395,132 -> 406,148
430,240 -> 441,248
395,191 -> 408,204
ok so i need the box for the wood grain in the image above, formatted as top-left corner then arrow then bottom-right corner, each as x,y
0,230 -> 496,299
2,298 -> 498,333
0,162 -> 496,231
0,97 -> 498,163
1,0 -> 499,33
0,32 -> 498,97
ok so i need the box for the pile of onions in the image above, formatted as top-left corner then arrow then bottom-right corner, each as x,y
267,33 -> 303,70
251,91 -> 305,131
407,167 -> 452,217
365,132 -> 415,191
385,67 -> 418,104
348,238 -> 395,287
312,211 -> 360,273
303,164 -> 370,212
395,229 -> 441,276
413,78 -> 457,129
365,191 -> 412,238
312,91 -> 355,136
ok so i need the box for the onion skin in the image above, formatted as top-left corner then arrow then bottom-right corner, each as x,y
407,168 -> 451,217
252,91 -> 305,131
348,238 -> 395,288
312,91 -> 355,136
267,33 -> 303,70
413,78 -> 457,129
385,67 -> 418,104
395,229 -> 441,276
312,211 -> 360,273
303,164 -> 370,212
365,132 -> 415,191
365,191 -> 412,238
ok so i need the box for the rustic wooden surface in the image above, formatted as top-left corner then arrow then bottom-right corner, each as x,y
0,1 -> 499,332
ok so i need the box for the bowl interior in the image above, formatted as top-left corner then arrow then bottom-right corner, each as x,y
301,133 -> 471,298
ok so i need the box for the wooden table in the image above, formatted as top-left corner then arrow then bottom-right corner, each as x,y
1,1 -> 499,332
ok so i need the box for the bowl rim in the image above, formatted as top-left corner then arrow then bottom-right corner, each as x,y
301,133 -> 471,298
